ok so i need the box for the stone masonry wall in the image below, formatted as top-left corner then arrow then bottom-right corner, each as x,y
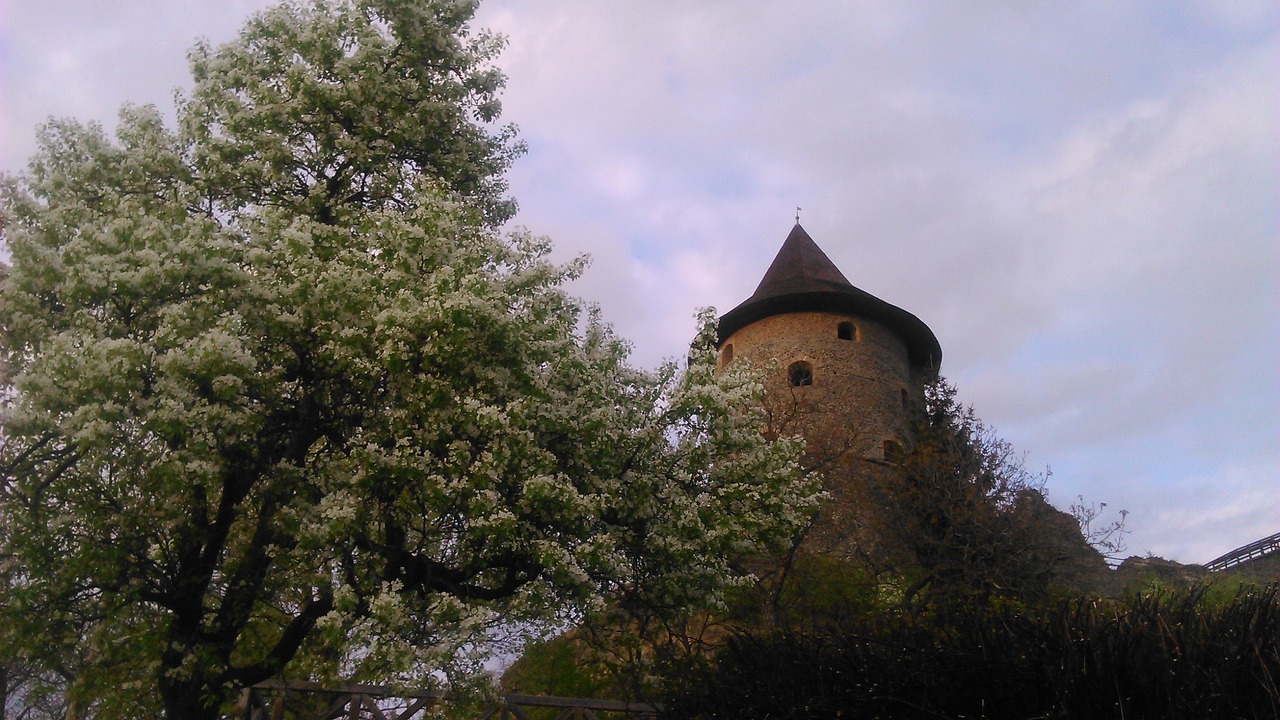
720,311 -> 925,558
720,311 -> 920,456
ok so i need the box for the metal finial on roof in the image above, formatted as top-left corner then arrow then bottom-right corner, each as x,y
795,206 -> 801,224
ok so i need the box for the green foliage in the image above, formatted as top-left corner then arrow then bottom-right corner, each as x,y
774,557 -> 886,624
501,634 -> 614,701
726,555 -> 886,631
503,558 -> 892,703
0,2 -> 818,719
663,584 -> 1280,720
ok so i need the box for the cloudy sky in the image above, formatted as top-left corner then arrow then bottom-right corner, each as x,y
2,0 -> 1276,564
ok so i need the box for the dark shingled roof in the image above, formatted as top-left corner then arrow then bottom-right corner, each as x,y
717,224 -> 942,371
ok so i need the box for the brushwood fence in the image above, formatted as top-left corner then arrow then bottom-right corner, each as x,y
238,680 -> 659,720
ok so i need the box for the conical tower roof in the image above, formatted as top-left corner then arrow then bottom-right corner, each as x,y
718,224 -> 942,370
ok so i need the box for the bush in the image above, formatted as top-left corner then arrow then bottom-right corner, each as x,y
662,584 -> 1280,719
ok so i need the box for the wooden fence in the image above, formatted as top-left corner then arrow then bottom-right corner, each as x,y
1205,531 -> 1280,572
237,680 -> 660,720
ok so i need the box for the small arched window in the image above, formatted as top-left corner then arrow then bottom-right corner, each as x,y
720,343 -> 734,366
837,321 -> 855,341
787,361 -> 813,387
901,388 -> 910,407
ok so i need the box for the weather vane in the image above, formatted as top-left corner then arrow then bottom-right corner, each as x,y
795,206 -> 801,224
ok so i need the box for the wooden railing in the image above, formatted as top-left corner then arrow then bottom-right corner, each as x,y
237,679 -> 660,720
1205,531 -> 1280,572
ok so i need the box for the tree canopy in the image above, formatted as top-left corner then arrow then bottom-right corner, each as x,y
880,380 -> 1102,608
0,2 -> 817,718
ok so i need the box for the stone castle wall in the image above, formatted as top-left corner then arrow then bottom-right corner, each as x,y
719,310 -> 928,558
720,311 -> 924,460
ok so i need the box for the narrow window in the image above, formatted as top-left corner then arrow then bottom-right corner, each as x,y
720,343 -> 734,366
901,388 -> 909,407
787,361 -> 813,387
837,321 -> 855,341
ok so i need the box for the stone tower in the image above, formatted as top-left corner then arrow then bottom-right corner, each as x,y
716,224 -> 942,555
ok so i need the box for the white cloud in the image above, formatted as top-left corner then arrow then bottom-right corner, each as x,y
1138,455 -> 1280,561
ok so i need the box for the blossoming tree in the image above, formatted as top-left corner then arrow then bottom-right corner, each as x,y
0,2 -> 817,719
